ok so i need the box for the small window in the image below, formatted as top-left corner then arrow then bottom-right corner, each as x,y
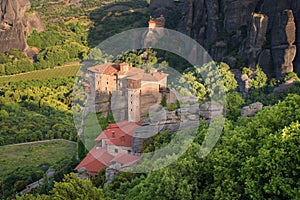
115,149 -> 118,153
107,82 -> 109,85
131,101 -> 133,104
131,109 -> 133,111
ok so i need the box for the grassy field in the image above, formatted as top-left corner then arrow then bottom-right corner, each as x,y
0,64 -> 80,83
0,140 -> 77,179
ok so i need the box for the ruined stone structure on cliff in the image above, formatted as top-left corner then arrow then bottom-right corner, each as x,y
87,62 -> 168,122
0,0 -> 45,56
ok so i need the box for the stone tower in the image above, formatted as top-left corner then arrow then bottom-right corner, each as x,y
126,79 -> 141,122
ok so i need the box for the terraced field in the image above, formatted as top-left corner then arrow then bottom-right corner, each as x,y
0,64 -> 80,83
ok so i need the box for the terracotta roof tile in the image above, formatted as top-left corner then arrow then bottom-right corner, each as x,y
75,121 -> 142,175
103,65 -> 119,75
88,63 -> 120,74
88,63 -> 114,73
75,147 -> 114,174
142,73 -> 157,82
111,154 -> 140,166
95,121 -> 141,147
152,72 -> 168,81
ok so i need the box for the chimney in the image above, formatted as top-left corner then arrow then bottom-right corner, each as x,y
120,62 -> 129,72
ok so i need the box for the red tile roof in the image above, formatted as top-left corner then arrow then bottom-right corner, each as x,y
75,147 -> 114,175
88,63 -> 119,75
148,20 -> 165,27
152,72 -> 168,81
111,154 -> 140,166
95,121 -> 141,147
88,63 -> 114,73
75,121 -> 142,175
88,62 -> 167,84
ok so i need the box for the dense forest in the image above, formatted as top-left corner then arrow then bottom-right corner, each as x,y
0,0 -> 299,199
17,89 -> 300,199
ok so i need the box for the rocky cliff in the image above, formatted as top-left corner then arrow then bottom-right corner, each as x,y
150,0 -> 300,78
0,0 -> 45,55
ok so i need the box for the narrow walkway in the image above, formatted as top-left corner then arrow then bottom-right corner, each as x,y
20,168 -> 56,194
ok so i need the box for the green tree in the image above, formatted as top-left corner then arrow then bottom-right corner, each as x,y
78,138 -> 88,160
37,46 -> 70,67
218,62 -> 238,92
87,48 -> 105,62
225,91 -> 245,120
161,94 -> 167,107
242,121 -> 300,199
5,62 -> 19,74
179,62 -> 237,100
0,54 -> 11,64
63,42 -> 88,60
51,173 -> 106,200
250,66 -> 268,89
16,59 -> 34,73
0,63 -> 5,75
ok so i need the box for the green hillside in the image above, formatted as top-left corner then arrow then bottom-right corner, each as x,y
0,140 -> 77,197
0,140 -> 76,178
0,64 -> 80,83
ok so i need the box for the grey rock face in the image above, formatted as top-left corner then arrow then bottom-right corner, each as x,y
199,101 -> 224,119
258,49 -> 272,77
241,13 -> 269,67
132,101 -> 200,153
273,77 -> 298,93
0,0 -> 45,54
149,0 -> 174,9
210,41 -> 227,61
0,22 -> 28,54
150,0 -> 300,77
205,0 -> 220,45
241,102 -> 263,117
223,0 -> 260,33
24,13 -> 46,34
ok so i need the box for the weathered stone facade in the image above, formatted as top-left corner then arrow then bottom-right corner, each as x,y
87,63 -> 168,122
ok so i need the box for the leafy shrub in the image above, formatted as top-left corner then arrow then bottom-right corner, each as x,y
167,103 -> 177,111
242,67 -> 253,77
284,72 -> 299,82
250,66 -> 267,89
161,94 -> 167,107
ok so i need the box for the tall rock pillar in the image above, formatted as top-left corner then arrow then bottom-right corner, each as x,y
271,10 -> 296,78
